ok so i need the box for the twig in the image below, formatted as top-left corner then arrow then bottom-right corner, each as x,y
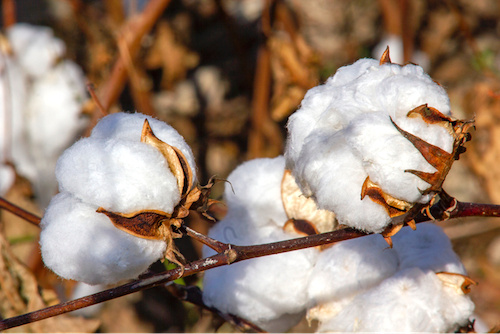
2,194 -> 500,330
0,197 -> 41,226
2,0 -> 16,28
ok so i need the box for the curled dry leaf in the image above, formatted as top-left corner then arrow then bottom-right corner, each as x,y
281,169 -> 337,234
436,272 -> 477,294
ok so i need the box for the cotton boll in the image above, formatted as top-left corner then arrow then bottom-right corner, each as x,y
24,60 -> 88,207
91,112 -> 197,181
285,57 -> 456,232
0,165 -> 15,195
7,23 -> 65,78
318,268 -> 473,332
308,234 -> 398,306
202,220 -> 317,332
392,223 -> 467,274
223,156 -> 288,229
56,137 -> 180,214
40,193 -> 167,285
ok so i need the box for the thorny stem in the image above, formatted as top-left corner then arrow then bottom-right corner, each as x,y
1,195 -> 500,330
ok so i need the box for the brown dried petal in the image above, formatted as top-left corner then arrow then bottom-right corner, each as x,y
361,176 -> 412,217
379,46 -> 392,65
281,169 -> 337,233
436,272 -> 477,294
283,218 -> 319,236
96,208 -> 172,240
141,119 -> 193,197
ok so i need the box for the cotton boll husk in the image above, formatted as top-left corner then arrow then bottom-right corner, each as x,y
56,137 -> 180,214
91,112 -> 197,182
308,234 -> 398,306
295,132 -> 390,232
222,156 -> 288,228
392,223 -> 467,274
317,267 -> 474,332
40,192 -> 167,285
202,220 -> 317,332
7,23 -> 65,78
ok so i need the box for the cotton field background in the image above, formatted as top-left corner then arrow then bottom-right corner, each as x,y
1,0 -> 500,332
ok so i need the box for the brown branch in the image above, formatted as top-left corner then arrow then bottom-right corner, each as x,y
0,197 -> 41,226
2,193 -> 500,330
2,0 -> 16,29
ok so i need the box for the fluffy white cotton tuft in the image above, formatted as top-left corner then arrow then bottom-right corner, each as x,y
40,112 -> 196,285
56,137 -> 180,214
285,58 -> 453,232
7,23 -> 65,78
308,234 -> 398,306
40,193 -> 167,285
317,267 -> 474,332
202,156 -> 318,332
91,112 -> 197,182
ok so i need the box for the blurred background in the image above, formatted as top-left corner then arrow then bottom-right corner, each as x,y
1,0 -> 500,332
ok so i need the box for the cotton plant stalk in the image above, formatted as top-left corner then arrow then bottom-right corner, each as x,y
285,48 -> 473,239
39,112 -> 204,285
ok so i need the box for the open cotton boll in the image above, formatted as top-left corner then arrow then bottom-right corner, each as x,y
392,223 -> 467,274
91,112 -> 197,181
308,234 -> 398,307
7,23 -> 65,78
317,267 -> 474,332
202,156 -> 318,332
285,57 -> 455,232
40,193 -> 167,285
203,221 -> 317,332
56,137 -> 180,214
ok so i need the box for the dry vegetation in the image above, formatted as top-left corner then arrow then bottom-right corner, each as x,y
1,0 -> 500,332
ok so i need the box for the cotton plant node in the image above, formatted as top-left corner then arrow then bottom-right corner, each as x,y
97,119 -> 218,273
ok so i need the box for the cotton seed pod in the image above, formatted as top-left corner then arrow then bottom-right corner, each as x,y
40,112 -> 197,285
285,48 -> 473,234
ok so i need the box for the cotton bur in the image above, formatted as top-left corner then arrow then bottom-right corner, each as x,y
40,112 -> 197,285
285,49 -> 473,236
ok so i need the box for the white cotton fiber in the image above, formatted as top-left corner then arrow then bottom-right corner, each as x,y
40,112 -> 195,285
392,223 -> 466,274
202,156 -> 318,332
317,267 -> 474,332
308,234 -> 398,306
91,112 -> 197,181
56,137 -> 180,214
222,156 -> 288,229
40,192 -> 167,285
7,23 -> 65,78
285,58 -> 454,232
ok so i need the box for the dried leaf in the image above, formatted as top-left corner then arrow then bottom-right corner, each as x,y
436,272 -> 477,294
281,169 -> 337,233
360,176 -> 412,217
141,119 -> 193,197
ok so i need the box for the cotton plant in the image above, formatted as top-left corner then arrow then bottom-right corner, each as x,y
39,112 -> 209,285
202,155 -> 475,332
285,49 -> 473,241
0,23 -> 88,207
308,224 -> 475,332
202,156 -> 330,332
